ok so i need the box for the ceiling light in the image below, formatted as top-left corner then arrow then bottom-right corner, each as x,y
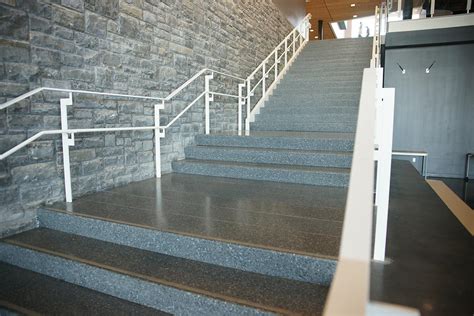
315,36 -> 319,39
310,29 -> 314,32
353,14 -> 358,18
350,3 -> 356,7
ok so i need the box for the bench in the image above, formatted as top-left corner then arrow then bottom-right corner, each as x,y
466,153 -> 473,181
393,150 -> 428,179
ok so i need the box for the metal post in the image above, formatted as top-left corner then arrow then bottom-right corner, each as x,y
204,73 -> 214,135
238,83 -> 245,136
60,93 -> 74,203
430,0 -> 435,17
262,62 -> 266,99
292,30 -> 296,56
245,78 -> 251,135
284,39 -> 288,66
274,50 -> 278,81
154,100 -> 163,178
373,76 -> 395,261
467,0 -> 471,13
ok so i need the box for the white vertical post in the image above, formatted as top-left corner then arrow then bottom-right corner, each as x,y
284,38 -> 288,66
238,83 -> 244,136
274,50 -> 278,80
397,0 -> 402,19
373,75 -> 396,261
292,30 -> 296,56
431,0 -> 436,16
60,93 -> 74,203
245,78 -> 251,135
204,73 -> 214,135
468,0 -> 472,13
262,61 -> 266,99
154,100 -> 163,178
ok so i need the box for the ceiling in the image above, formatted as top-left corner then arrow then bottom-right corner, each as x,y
305,0 -> 380,39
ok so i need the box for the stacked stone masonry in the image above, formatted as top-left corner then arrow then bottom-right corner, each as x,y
0,0 -> 293,236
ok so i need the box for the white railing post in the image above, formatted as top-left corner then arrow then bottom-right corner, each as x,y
431,0 -> 436,16
238,83 -> 245,136
468,0 -> 472,13
285,38 -> 288,66
373,75 -> 395,261
292,30 -> 296,56
204,73 -> 214,134
60,93 -> 74,203
245,78 -> 251,135
262,61 -> 266,99
155,100 -> 164,178
274,50 -> 278,80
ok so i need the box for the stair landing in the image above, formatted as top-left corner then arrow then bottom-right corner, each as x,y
46,172 -> 346,259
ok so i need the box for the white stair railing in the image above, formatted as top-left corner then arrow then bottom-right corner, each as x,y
0,68 -> 244,202
324,3 -> 418,315
238,14 -> 312,135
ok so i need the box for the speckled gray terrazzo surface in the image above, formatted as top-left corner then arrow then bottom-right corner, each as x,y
0,262 -> 168,315
1,228 -> 329,315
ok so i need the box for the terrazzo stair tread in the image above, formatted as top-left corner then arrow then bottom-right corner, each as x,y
251,121 -> 356,133
108,173 -> 348,212
268,93 -> 361,102
262,106 -> 359,114
265,100 -> 360,108
0,262 -> 166,316
276,78 -> 363,86
256,112 -> 357,120
0,229 -> 331,315
47,191 -> 343,236
195,132 -> 355,152
284,72 -> 365,80
172,159 -> 350,187
273,86 -> 361,95
184,145 -> 353,168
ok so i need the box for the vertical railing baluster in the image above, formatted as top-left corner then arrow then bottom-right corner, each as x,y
60,92 -> 74,203
238,83 -> 245,136
285,38 -> 288,66
246,78 -> 251,135
292,30 -> 296,57
274,50 -> 278,82
204,73 -> 214,134
155,100 -> 163,178
262,61 -> 266,99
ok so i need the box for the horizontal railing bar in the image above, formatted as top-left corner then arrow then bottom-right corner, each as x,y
164,91 -> 206,129
0,87 -> 165,110
0,68 -> 245,111
211,92 -> 240,98
0,125 -> 165,160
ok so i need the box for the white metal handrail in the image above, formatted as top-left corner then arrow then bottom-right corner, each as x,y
0,67 -> 244,202
238,14 -> 312,135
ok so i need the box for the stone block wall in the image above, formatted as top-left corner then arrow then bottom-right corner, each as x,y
0,0 -> 292,236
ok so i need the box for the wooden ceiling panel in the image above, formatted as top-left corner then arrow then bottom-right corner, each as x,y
306,0 -> 379,39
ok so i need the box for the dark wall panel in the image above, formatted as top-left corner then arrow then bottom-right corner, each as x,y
385,43 -> 474,178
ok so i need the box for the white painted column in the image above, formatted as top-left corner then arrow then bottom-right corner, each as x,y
204,73 -> 214,134
238,83 -> 245,136
154,100 -> 163,178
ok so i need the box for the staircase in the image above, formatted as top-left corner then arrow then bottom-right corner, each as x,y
0,38 -> 372,315
173,38 -> 372,187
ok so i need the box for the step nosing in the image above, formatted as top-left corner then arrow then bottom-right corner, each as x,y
2,239 -> 295,314
38,207 -> 340,259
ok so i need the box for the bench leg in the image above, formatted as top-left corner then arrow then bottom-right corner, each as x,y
465,154 -> 471,181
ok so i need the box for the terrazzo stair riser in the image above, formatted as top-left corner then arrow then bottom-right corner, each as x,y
195,134 -> 354,152
266,93 -> 361,103
265,99 -> 360,108
251,121 -> 357,133
172,160 -> 350,187
0,243 -> 268,316
274,85 -> 361,94
255,113 -> 357,122
184,146 -> 353,168
287,64 -> 368,72
284,72 -> 364,80
35,208 -> 337,285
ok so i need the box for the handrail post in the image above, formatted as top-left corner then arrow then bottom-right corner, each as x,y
262,61 -> 266,99
60,93 -> 74,203
238,83 -> 245,136
274,50 -> 278,80
245,78 -> 251,135
285,38 -> 288,66
468,0 -> 472,13
430,0 -> 436,17
292,30 -> 296,56
205,73 -> 214,134
155,100 -> 164,178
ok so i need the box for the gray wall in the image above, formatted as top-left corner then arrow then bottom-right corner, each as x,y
385,31 -> 474,178
0,0 -> 292,236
